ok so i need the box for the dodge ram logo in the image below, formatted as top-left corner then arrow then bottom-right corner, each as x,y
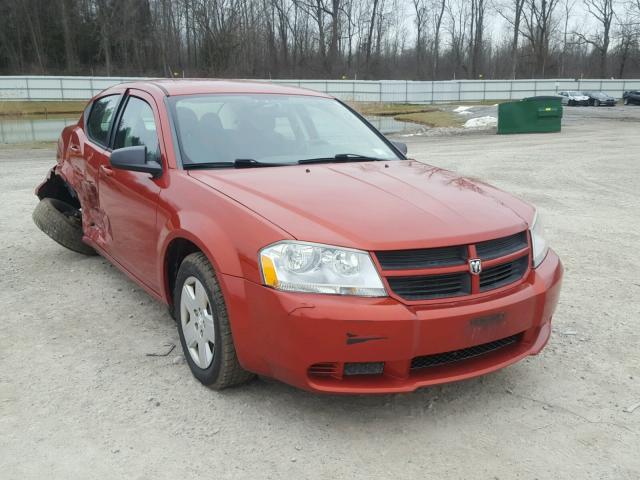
469,258 -> 482,275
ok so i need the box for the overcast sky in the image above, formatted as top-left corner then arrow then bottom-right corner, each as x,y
399,0 -> 608,46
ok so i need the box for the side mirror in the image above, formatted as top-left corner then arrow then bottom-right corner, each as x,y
391,141 -> 408,156
110,146 -> 162,178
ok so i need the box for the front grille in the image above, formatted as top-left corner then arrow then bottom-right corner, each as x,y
376,245 -> 467,270
375,231 -> 529,301
387,272 -> 470,300
411,334 -> 522,370
476,231 -> 528,260
480,256 -> 529,291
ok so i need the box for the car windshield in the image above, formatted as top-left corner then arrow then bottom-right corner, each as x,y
567,91 -> 582,96
169,94 -> 400,166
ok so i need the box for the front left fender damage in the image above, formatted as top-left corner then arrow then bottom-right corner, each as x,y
35,165 -> 108,247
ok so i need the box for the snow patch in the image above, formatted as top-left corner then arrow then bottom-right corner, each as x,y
454,105 -> 473,115
464,116 -> 497,129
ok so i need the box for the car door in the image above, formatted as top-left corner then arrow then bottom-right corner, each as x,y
80,94 -> 123,245
98,91 -> 164,292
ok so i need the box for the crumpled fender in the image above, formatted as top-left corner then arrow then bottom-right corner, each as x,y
34,165 -> 81,209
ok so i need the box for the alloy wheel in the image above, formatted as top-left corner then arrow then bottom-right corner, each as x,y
180,276 -> 216,369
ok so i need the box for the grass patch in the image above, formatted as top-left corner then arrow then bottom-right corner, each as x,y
351,102 -> 438,116
394,111 -> 464,128
351,102 -> 465,128
0,100 -> 86,116
393,110 -> 464,128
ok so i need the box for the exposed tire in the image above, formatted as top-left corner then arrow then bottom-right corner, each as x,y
594,100 -> 600,107
174,252 -> 254,390
32,198 -> 96,256
624,98 -> 629,105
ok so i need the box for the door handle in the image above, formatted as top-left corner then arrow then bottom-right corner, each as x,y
100,165 -> 114,177
69,144 -> 80,153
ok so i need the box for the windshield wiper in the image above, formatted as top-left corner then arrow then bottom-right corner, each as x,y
183,159 -> 289,170
298,154 -> 385,165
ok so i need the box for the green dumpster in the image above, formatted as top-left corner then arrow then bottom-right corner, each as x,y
497,96 -> 562,134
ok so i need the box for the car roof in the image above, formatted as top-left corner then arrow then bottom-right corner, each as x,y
110,79 -> 332,98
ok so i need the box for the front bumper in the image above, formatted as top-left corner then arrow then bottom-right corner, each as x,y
223,250 -> 563,393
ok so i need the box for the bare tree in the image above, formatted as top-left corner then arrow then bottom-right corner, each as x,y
432,0 -> 447,78
559,0 -> 578,77
574,0 -> 615,77
496,0 -> 526,78
365,0 -> 381,70
413,0 -> 429,76
521,0 -> 560,77
469,0 -> 486,77
2,0 -> 640,80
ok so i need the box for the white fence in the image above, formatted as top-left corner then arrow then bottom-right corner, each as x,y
2,75 -> 640,103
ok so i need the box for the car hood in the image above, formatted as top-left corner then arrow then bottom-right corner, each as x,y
189,160 -> 535,250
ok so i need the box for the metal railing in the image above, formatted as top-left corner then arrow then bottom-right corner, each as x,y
1,75 -> 640,103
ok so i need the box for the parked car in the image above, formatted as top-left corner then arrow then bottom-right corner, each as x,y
558,91 -> 589,106
33,80 -> 563,394
623,90 -> 640,105
583,91 -> 616,106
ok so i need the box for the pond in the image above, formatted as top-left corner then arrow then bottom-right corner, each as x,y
0,116 -> 78,144
0,114 -> 425,145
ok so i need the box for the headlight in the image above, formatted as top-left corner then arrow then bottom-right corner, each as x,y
259,241 -> 387,297
530,212 -> 549,268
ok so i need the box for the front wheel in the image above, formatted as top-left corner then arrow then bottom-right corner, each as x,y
174,252 -> 254,389
624,98 -> 629,105
32,198 -> 96,255
594,100 -> 600,107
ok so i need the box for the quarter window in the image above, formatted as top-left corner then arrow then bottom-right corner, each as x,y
113,97 -> 160,163
86,95 -> 120,146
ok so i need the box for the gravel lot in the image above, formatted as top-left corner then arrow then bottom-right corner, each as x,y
1,107 -> 639,479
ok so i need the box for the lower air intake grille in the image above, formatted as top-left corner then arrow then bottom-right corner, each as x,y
411,334 -> 522,370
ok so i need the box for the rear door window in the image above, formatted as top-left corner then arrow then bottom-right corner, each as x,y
86,95 -> 120,147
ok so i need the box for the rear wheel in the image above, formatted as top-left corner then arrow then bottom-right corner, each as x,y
174,252 -> 253,389
32,198 -> 96,255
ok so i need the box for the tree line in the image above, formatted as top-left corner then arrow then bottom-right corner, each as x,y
1,0 -> 640,80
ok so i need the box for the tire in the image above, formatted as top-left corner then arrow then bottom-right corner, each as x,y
174,252 -> 253,389
594,100 -> 600,107
624,98 -> 629,105
32,198 -> 96,256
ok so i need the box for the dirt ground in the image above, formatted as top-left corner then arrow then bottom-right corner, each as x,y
1,107 -> 639,479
